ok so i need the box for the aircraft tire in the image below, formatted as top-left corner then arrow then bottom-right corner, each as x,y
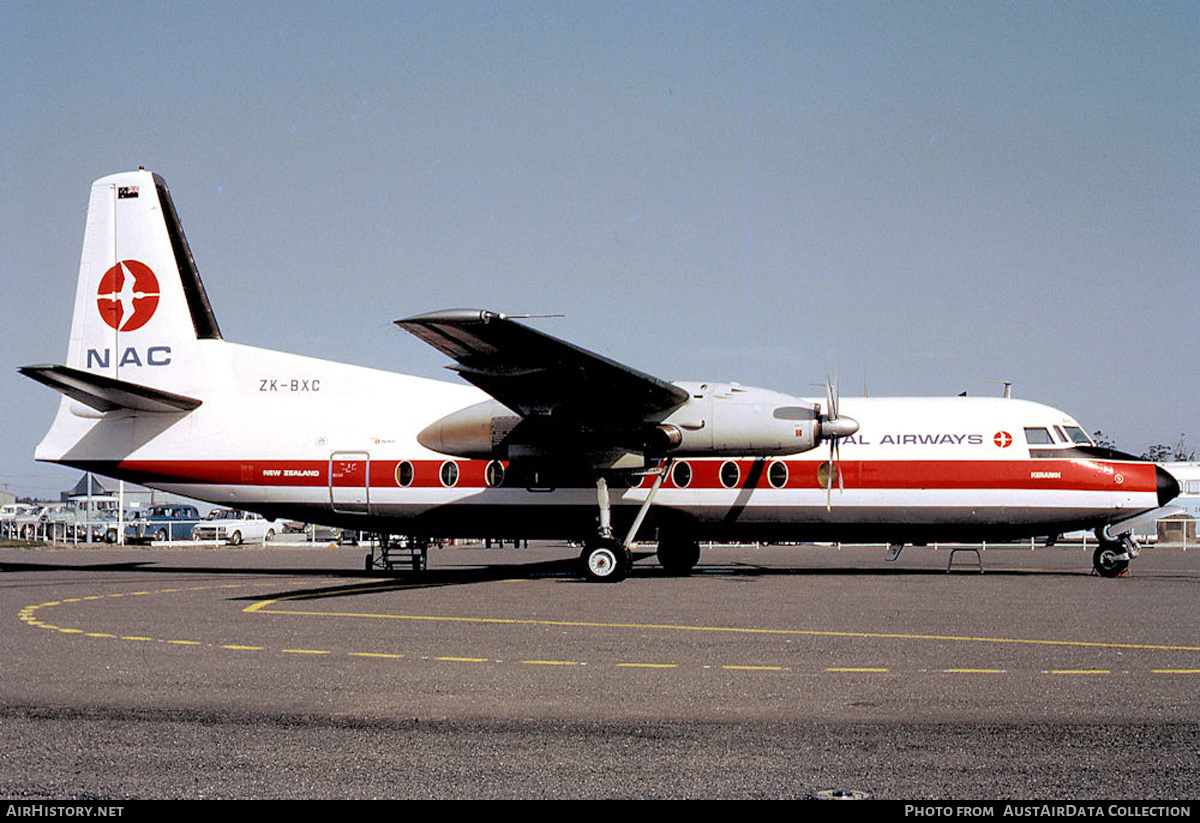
1092,543 -> 1129,578
364,553 -> 372,571
657,536 -> 701,575
579,539 -> 629,583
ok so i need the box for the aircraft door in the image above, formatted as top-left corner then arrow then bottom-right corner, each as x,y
330,451 -> 370,514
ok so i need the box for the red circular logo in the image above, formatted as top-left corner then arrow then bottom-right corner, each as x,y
993,431 -> 1013,448
96,260 -> 160,331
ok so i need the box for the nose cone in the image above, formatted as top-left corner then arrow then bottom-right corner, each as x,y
820,415 -> 859,440
1156,464 -> 1181,507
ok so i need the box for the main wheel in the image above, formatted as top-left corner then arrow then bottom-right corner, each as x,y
579,539 -> 630,583
1093,542 -> 1129,578
657,536 -> 701,575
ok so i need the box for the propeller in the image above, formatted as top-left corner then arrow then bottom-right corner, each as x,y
818,368 -> 859,511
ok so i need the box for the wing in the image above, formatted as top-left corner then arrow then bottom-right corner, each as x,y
395,309 -> 688,424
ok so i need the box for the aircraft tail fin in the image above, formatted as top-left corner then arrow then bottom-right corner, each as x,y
54,169 -> 222,392
23,171 -> 225,463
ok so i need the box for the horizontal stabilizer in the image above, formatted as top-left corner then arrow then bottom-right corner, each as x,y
19,364 -> 202,413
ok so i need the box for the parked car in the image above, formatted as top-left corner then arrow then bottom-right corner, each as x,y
125,505 -> 201,542
87,510 -> 122,543
1,504 -> 36,538
191,509 -> 278,544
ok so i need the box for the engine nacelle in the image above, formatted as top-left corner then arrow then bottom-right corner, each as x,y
417,383 -> 853,460
654,382 -> 824,456
416,400 -> 521,459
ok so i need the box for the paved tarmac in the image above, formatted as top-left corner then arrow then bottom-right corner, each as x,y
1,541 -> 1197,799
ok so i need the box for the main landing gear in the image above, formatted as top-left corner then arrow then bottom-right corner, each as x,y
1092,533 -> 1138,578
578,475 -> 633,582
579,536 -> 632,583
578,465 -> 693,582
656,533 -> 701,576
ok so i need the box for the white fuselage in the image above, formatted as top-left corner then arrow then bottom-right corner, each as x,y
36,338 -> 1165,544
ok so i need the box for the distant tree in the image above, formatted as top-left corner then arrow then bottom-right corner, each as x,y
1140,435 -> 1197,463
1092,430 -> 1117,450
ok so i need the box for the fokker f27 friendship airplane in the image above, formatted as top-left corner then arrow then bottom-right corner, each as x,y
21,170 -> 1180,581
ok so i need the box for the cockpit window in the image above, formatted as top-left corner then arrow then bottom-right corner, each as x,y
1023,427 -> 1054,445
1063,426 -> 1092,445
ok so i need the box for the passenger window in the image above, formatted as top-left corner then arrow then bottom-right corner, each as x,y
768,461 -> 788,489
671,461 -> 692,489
395,461 -> 414,487
1023,427 -> 1053,445
485,460 -> 505,488
719,461 -> 740,489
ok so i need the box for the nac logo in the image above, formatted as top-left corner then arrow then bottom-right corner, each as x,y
97,260 -> 160,332
993,431 -> 1013,448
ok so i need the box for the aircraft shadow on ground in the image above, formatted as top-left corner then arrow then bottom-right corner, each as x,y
0,552 -> 1088,605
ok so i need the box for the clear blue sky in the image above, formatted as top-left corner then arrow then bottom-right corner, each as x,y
2,1 -> 1197,497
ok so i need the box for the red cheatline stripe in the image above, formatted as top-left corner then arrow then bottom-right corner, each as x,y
88,458 -> 1158,493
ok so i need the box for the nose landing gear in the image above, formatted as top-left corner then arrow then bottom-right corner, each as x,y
1092,534 -> 1138,578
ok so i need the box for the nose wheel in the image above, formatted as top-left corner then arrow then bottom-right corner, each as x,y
1092,536 -> 1135,578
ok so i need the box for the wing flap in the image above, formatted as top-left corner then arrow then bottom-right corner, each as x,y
19,364 -> 202,413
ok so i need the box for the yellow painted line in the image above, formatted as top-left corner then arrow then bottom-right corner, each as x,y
944,668 -> 1006,674
281,649 -> 331,655
436,656 -> 490,663
1048,669 -> 1110,675
827,667 -> 888,672
18,581 -> 323,646
350,652 -> 405,659
616,663 -> 678,669
245,602 -> 1200,653
1152,669 -> 1200,674
221,644 -> 263,651
724,665 -> 784,671
522,660 -> 580,666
